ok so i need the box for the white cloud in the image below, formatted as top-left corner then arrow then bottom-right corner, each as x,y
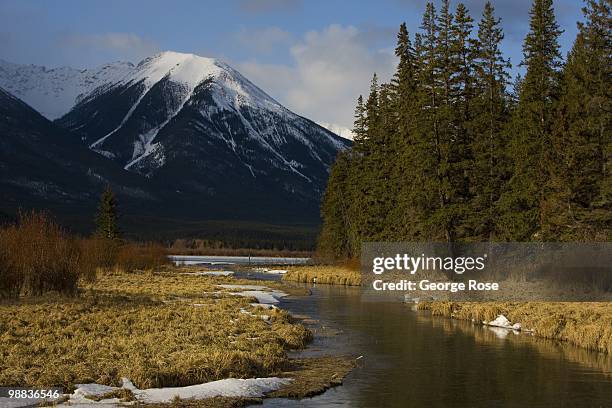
234,27 -> 294,54
57,33 -> 160,64
238,24 -> 397,130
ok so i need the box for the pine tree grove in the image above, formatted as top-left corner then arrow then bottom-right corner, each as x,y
318,0 -> 611,259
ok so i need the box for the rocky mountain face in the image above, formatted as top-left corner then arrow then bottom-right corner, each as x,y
0,87 -> 153,229
0,52 -> 349,237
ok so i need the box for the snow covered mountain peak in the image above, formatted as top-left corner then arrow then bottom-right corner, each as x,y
1,51 -> 350,220
127,51 -> 283,113
131,51 -> 220,88
0,51 -> 286,120
0,58 -> 134,119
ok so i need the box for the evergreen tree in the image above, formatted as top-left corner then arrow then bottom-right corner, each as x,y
352,95 -> 367,148
449,2 -> 477,239
95,185 -> 121,240
316,0 -> 608,259
470,1 -> 511,239
365,73 -> 380,136
542,0 -> 611,240
497,0 -> 563,240
387,22 -> 423,240
318,152 -> 353,259
415,2 -> 449,240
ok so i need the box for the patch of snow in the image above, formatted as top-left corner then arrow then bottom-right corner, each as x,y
133,377 -> 290,404
266,269 -> 288,275
181,271 -> 234,277
74,384 -> 117,397
57,376 -> 290,406
217,284 -> 288,304
483,314 -> 523,331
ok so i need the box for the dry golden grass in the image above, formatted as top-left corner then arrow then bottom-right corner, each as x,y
283,265 -> 361,286
417,301 -> 612,354
269,357 -> 356,399
0,270 -> 311,390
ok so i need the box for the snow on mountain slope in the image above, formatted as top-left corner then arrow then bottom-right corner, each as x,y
0,59 -> 134,119
316,122 -> 354,140
1,51 -> 351,223
57,51 -> 349,194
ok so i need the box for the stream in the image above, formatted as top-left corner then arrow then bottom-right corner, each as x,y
234,272 -> 612,407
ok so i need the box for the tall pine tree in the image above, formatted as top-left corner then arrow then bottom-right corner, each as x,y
542,0 -> 611,240
497,0 -> 563,240
470,1 -> 511,240
95,185 -> 121,240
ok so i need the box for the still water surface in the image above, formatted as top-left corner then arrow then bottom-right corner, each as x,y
247,279 -> 612,408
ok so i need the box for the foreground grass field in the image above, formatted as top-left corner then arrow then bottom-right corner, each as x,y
0,268 -> 325,393
417,301 -> 612,354
283,265 -> 361,286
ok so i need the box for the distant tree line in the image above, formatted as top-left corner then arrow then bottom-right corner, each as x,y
318,0 -> 610,259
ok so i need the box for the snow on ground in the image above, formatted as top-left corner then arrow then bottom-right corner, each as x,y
180,270 -> 234,276
217,284 -> 288,304
169,255 -> 310,266
127,377 -> 291,404
483,315 -> 523,331
252,268 -> 288,274
51,376 -> 291,406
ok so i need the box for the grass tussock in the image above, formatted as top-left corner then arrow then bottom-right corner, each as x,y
0,271 -> 311,390
417,301 -> 612,354
283,265 -> 361,286
270,357 -> 356,399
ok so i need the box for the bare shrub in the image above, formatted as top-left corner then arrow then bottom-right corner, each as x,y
78,238 -> 119,281
0,212 -> 81,296
116,242 -> 168,272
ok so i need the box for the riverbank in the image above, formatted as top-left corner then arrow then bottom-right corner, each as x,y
282,264 -> 612,355
283,265 -> 361,286
0,266 -> 354,406
416,301 -> 612,354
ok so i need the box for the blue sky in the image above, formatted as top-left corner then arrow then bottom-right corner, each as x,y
0,0 -> 585,131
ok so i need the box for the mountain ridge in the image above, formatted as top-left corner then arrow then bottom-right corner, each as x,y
0,52 -> 350,241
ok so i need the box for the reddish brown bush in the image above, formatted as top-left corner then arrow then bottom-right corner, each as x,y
116,242 -> 168,272
0,212 -> 81,297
